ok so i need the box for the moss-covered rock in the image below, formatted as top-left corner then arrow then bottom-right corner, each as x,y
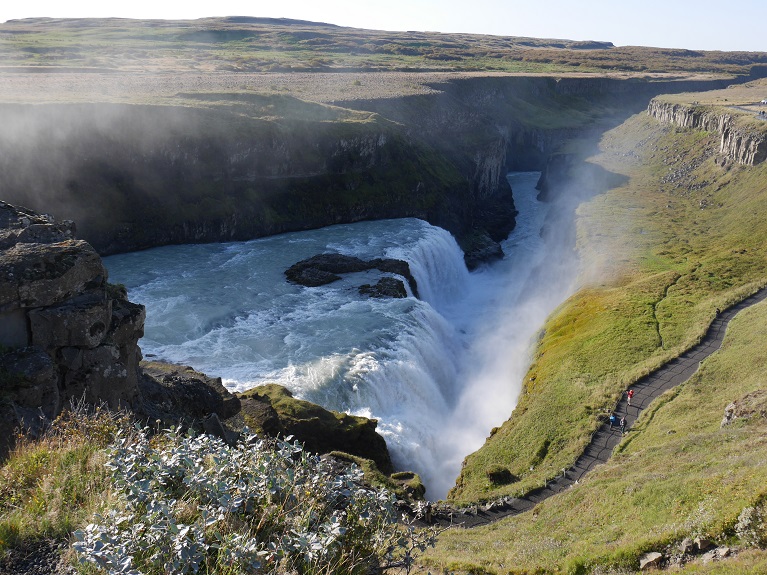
390,471 -> 426,500
238,384 -> 393,474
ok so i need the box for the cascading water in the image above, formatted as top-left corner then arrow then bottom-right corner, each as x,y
105,172 -> 578,499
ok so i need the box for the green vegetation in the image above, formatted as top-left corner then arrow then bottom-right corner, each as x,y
428,93 -> 767,571
0,17 -> 764,77
452,105 -> 767,505
239,383 -> 395,475
427,291 -> 767,573
4,17 -> 767,574
73,428 -> 416,575
0,406 -> 439,574
0,405 -> 129,553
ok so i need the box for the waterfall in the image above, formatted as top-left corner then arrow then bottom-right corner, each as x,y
386,224 -> 470,310
105,172 -> 578,501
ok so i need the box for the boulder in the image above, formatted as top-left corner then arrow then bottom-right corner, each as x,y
138,362 -> 241,423
695,536 -> 714,552
460,229 -> 504,270
359,277 -> 408,298
0,200 -> 74,250
679,537 -> 694,555
639,552 -> 663,570
285,253 -> 369,286
286,253 -> 418,297
1,240 -> 106,312
715,546 -> 731,558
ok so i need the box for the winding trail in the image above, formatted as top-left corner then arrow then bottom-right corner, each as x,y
426,286 -> 767,528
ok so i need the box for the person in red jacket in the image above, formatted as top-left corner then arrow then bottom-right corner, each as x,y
627,389 -> 635,406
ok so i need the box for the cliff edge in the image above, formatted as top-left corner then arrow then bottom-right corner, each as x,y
648,98 -> 767,166
1,201 -> 145,452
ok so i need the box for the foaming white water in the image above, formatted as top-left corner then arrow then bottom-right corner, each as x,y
105,172 -> 579,499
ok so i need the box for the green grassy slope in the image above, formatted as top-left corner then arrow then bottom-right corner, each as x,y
430,299 -> 767,572
451,108 -> 767,505
433,96 -> 767,571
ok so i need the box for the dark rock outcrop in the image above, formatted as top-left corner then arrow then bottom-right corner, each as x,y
0,201 -> 145,456
0,202 -> 240,452
359,277 -> 408,298
0,103 -> 468,257
285,253 -> 418,297
238,383 -> 394,475
138,361 -> 242,424
459,229 -> 504,270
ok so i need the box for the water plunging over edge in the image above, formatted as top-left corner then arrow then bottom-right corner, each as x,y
104,172 -> 580,500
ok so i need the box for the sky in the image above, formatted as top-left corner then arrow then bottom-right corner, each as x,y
1,0 -> 765,52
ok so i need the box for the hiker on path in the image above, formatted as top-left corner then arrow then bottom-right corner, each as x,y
609,412 -> 617,429
627,389 -> 635,406
619,416 -> 627,435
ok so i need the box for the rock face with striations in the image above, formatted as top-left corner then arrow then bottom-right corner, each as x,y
647,99 -> 767,166
0,201 -> 145,453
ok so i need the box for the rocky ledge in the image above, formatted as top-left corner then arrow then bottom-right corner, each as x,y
285,253 -> 419,298
238,384 -> 393,475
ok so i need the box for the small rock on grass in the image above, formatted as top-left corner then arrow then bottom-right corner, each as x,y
639,551 -> 663,570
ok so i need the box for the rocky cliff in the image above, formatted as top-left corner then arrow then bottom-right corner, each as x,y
0,201 -> 145,451
0,102 -> 469,257
647,99 -> 767,165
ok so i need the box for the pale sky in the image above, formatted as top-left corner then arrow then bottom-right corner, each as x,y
1,0 -> 765,52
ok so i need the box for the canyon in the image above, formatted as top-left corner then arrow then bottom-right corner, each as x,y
4,16 -> 767,573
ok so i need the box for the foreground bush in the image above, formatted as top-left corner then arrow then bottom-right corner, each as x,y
73,427 -> 436,575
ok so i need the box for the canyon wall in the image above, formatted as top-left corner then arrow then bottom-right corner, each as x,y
647,99 -> 767,165
0,103 -> 470,255
0,75 -> 739,264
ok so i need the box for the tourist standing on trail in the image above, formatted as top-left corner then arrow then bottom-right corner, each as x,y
609,412 -> 617,429
627,389 -> 635,406
619,416 -> 626,435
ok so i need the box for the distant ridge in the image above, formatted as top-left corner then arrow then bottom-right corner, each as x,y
219,16 -> 339,27
3,16 -> 340,28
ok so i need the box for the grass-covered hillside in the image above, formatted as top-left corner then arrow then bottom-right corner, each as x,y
431,84 -> 767,572
1,16 -> 765,77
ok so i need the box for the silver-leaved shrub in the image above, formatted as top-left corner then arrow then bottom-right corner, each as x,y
73,427 -> 437,575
